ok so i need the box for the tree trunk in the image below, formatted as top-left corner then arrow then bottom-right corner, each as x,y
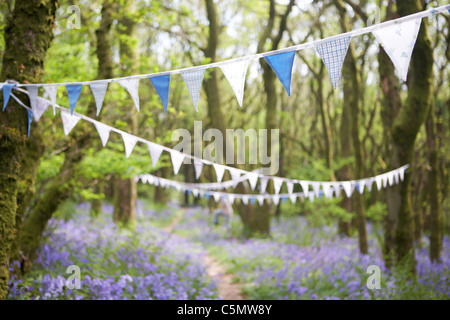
113,0 -> 138,228
15,0 -> 114,273
0,0 -> 59,298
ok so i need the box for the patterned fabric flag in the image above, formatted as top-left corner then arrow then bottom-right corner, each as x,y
193,158 -> 203,180
27,109 -> 33,138
150,74 -> 171,113
33,97 -> 51,121
147,142 -> 163,168
25,86 -> 39,112
118,78 -> 140,111
43,85 -> 58,115
220,59 -> 250,107
372,18 -> 422,81
213,163 -> 225,182
60,109 -> 81,135
315,36 -> 351,89
90,82 -> 108,116
94,122 -> 111,147
182,68 -> 205,111
121,132 -> 138,158
264,51 -> 296,96
2,83 -> 16,111
65,84 -> 83,115
170,150 -> 185,175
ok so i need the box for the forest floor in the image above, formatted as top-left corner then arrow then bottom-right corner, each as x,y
164,208 -> 245,300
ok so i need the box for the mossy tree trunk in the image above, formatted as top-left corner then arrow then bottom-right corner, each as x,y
15,0 -> 114,274
0,0 -> 59,299
113,0 -> 138,228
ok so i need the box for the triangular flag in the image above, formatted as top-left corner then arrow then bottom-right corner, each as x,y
250,197 -> 256,205
399,167 -> 406,181
257,195 -> 265,206
94,122 -> 111,147
148,142 -> 163,168
90,82 -> 108,116
393,170 -> 399,185
308,192 -> 315,203
322,182 -> 333,199
118,78 -> 140,111
213,163 -> 226,182
229,167 -> 241,181
273,195 -> 280,205
43,85 -> 58,115
289,193 -> 297,204
315,36 -> 351,89
242,196 -> 249,205
286,182 -> 294,194
121,133 -> 138,158
60,109 -> 81,135
274,178 -> 283,194
220,59 -> 250,106
170,150 -> 185,175
25,86 -> 39,112
311,182 -> 321,197
247,172 -> 258,190
342,181 -> 353,198
65,84 -> 83,115
331,182 -> 341,198
375,175 -> 383,191
213,193 -> 220,202
228,194 -> 235,205
366,178 -> 374,192
357,180 -> 366,194
382,174 -> 388,188
182,68 -> 205,111
193,158 -> 203,180
300,181 -> 309,197
387,171 -> 395,186
192,189 -> 199,197
150,74 -> 171,113
260,178 -> 269,193
372,18 -> 422,81
27,109 -> 33,138
33,97 -> 51,121
264,51 -> 296,96
2,83 -> 16,111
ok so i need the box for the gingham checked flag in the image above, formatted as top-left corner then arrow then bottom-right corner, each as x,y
182,68 -> 206,111
315,36 -> 351,89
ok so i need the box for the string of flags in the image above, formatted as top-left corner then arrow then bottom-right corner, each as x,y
137,162 -> 409,205
1,5 -> 448,117
10,87 -> 410,200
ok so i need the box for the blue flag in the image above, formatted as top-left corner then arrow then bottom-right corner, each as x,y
27,109 -> 33,138
150,74 -> 171,113
250,197 -> 256,205
2,83 -> 16,111
66,84 -> 83,115
264,51 -> 296,96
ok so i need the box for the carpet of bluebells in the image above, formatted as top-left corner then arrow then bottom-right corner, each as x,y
7,200 -> 449,300
8,202 -> 218,300
173,206 -> 450,300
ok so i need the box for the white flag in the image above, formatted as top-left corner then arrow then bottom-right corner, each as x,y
257,195 -> 265,206
193,158 -> 203,180
311,182 -> 321,197
33,97 -> 51,121
372,17 -> 422,81
94,121 -> 111,147
300,181 -> 309,197
375,175 -> 383,191
147,142 -> 163,168
399,166 -> 407,181
118,78 -> 140,111
387,171 -> 395,186
170,150 -> 185,175
308,192 -> 315,203
228,194 -> 235,204
289,193 -> 297,204
358,180 -> 366,194
247,172 -> 258,190
60,109 -> 81,136
331,182 -> 341,198
260,178 -> 269,193
220,59 -> 250,107
192,189 -> 199,197
286,182 -> 294,194
342,181 -> 353,198
366,178 -> 374,192
322,182 -> 333,199
213,193 -> 220,202
273,195 -> 280,205
121,132 -> 138,158
43,85 -> 58,115
274,178 -> 283,194
213,163 -> 226,182
90,82 -> 108,116
382,174 -> 388,188
242,196 -> 249,205
229,167 -> 241,181
26,86 -> 39,112
182,68 -> 205,111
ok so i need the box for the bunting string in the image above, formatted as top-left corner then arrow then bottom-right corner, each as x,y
9,87 -> 410,201
1,5 -> 448,116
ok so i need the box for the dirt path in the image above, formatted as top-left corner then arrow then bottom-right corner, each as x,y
164,207 -> 245,300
